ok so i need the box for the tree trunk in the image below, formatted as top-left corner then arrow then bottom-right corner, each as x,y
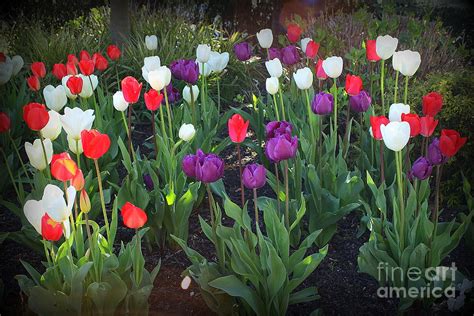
110,0 -> 130,46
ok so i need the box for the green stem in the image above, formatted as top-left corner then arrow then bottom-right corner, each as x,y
189,84 -> 196,126
200,63 -> 206,115
217,77 -> 221,116
158,100 -> 167,141
94,159 -> 110,244
380,60 -> 385,115
163,86 -> 174,139
42,239 -> 52,266
278,82 -> 286,121
272,94 -> 280,121
404,76 -> 409,105
237,144 -> 245,208
305,89 -> 315,147
332,78 -> 338,147
253,188 -> 259,229
121,111 -> 136,161
152,111 -> 158,158
274,163 -> 280,212
394,71 -> 399,103
8,131 -> 32,183
75,139 -> 81,169
1,147 -> 21,201
395,150 -> 405,249
284,160 -> 290,231
38,133 -> 51,179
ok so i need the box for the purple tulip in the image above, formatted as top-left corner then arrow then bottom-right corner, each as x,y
143,174 -> 154,191
311,92 -> 334,115
265,121 -> 293,139
265,134 -> 298,163
408,157 -> 433,181
242,164 -> 267,189
195,150 -> 225,183
161,82 -> 180,104
170,59 -> 199,84
427,138 -> 448,165
182,154 -> 198,179
281,45 -> 300,66
234,42 -> 252,61
349,90 -> 371,113
268,48 -> 281,60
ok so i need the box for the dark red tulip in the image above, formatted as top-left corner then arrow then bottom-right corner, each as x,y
439,129 -> 467,157
23,103 -> 49,131
26,75 -> 40,91
0,112 -> 11,133
52,63 -> 67,80
66,76 -> 83,95
287,23 -> 302,43
422,92 -> 443,117
31,62 -> 46,78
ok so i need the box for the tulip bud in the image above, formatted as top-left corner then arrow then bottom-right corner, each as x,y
196,44 -> 211,63
266,77 -> 279,95
256,28 -> 273,49
80,189 -> 91,213
113,91 -> 129,112
179,123 -> 196,142
72,169 -> 85,191
183,85 -> 199,104
293,67 -> 313,90
145,35 -> 158,50
265,58 -> 283,78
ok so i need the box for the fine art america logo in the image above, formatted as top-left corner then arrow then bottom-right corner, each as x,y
376,262 -> 457,299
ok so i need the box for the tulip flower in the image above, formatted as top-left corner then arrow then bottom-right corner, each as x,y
27,75 -> 40,91
208,51 -> 229,74
365,40 -> 381,62
41,214 -> 63,241
281,45 -> 300,66
268,48 -> 281,60
305,40 -> 319,59
195,151 -> 225,184
287,23 -> 302,43
31,62 -> 46,78
11,55 -> 23,76
345,74 -> 363,96
93,53 -> 108,71
106,44 -> 121,60
369,116 -> 390,140
422,92 -> 443,117
79,50 -> 91,61
179,123 -> 196,142
266,77 -> 279,95
170,59 -> 199,84
81,129 -> 111,159
375,35 -> 398,60
121,76 -> 142,103
0,52 -> 5,62
66,61 -> 78,75
388,103 -> 410,122
66,75 -> 83,96
79,189 -> 91,213
23,103 -> 49,131
163,83 -> 180,104
68,135 -> 83,155
143,174 -> 154,191
349,90 -> 371,113
265,58 -> 283,78
43,85 -> 67,111
68,54 -> 79,64
265,133 -> 298,163
0,112 -> 10,133
145,35 -> 158,50
141,56 -> 161,83
401,113 -> 421,137
148,66 -> 171,91
51,152 -> 78,182
300,38 -> 311,54
256,28 -> 273,49
315,59 -> 327,80
393,50 -> 421,77
78,59 -> 95,76
311,91 -> 334,115
183,85 -> 199,104
121,202 -> 148,229
234,42 -> 252,61
322,56 -> 343,79
293,67 -> 313,90
78,74 -> 98,98
427,138 -> 447,165
52,63 -> 67,80
196,44 -> 211,63
41,110 -> 62,140
0,57 -> 13,85
23,198 -> 45,235
60,107 -> 95,140
25,138 -> 53,170
439,129 -> 467,157
71,169 -> 84,191
242,164 -> 266,189
197,60 -> 211,77
409,157 -> 433,181
380,121 -> 411,152
420,116 -> 438,137
42,184 -> 76,223
228,114 -> 249,143
144,89 -> 163,111
182,154 -> 198,179
265,121 -> 293,139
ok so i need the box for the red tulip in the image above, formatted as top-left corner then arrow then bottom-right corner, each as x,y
66,76 -> 83,95
144,89 -> 163,111
287,23 -> 302,43
79,59 -> 95,76
439,129 -> 467,157
51,152 -> 78,182
71,169 -> 84,191
345,74 -> 363,96
52,64 -> 67,80
66,61 -> 78,75
366,40 -> 381,62
121,202 -> 147,229
106,45 -> 121,61
67,54 -> 79,65
370,115 -> 390,140
81,129 -> 111,160
305,40 -> 319,59
121,76 -> 142,104
79,50 -> 91,61
228,114 -> 249,143
26,75 -> 40,91
0,112 -> 11,133
401,113 -> 421,137
31,62 -> 46,78
92,53 -> 108,71
315,59 -> 327,80
41,213 -> 63,241
420,116 -> 438,137
0,52 -> 5,62
422,92 -> 443,117
23,103 -> 49,131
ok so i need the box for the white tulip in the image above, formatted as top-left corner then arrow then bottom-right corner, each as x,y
42,184 -> 76,223
388,103 -> 410,122
197,60 -> 211,77
141,56 -> 161,83
380,121 -> 411,152
208,51 -> 229,73
322,56 -> 343,79
266,77 -> 279,95
179,123 -> 196,142
43,85 -> 67,112
145,35 -> 158,50
60,107 -> 95,140
376,35 -> 398,60
256,28 -> 273,49
393,50 -> 421,77
68,135 -> 83,155
0,57 -> 13,85
265,58 -> 283,78
300,37 -> 312,54
11,55 -> 24,76
41,110 -> 62,140
23,199 -> 45,234
25,138 -> 53,171
293,67 -> 313,90
61,75 -> 78,100
196,44 -> 211,63
148,66 -> 171,91
183,85 -> 199,104
113,91 -> 129,111
78,74 -> 98,98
